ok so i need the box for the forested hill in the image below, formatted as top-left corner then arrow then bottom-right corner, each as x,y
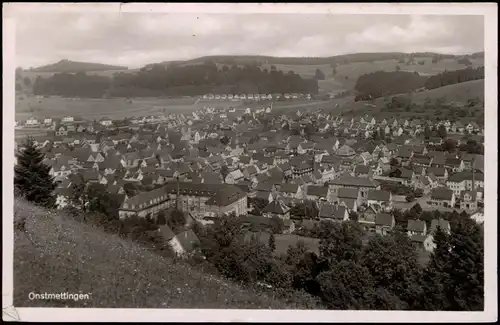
151,51 -> 476,67
354,66 -> 485,100
32,62 -> 319,98
31,59 -> 128,73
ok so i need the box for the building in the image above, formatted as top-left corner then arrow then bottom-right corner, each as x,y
375,213 -> 395,236
428,188 -> 456,208
118,186 -> 170,219
61,116 -> 74,123
328,176 -> 380,204
305,185 -> 329,201
446,171 -> 484,196
99,117 -> 113,126
430,219 -> 451,234
119,183 -> 247,220
367,190 -> 392,210
225,169 -> 245,184
262,199 -> 291,220
155,225 -> 201,257
25,117 -> 39,127
460,190 -> 478,213
407,219 -> 427,237
410,235 -> 435,252
319,203 -> 349,222
204,186 -> 248,217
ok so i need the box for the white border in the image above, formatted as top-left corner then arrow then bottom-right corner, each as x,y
2,3 -> 498,323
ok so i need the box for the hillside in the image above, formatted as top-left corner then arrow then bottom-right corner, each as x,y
13,199 -> 298,308
160,52 -> 458,66
31,59 -> 129,73
394,79 -> 485,104
333,79 -> 485,120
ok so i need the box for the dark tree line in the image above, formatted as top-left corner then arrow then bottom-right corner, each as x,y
354,71 -> 427,99
354,66 -> 484,101
32,62 -> 318,98
425,66 -> 484,90
33,72 -> 111,98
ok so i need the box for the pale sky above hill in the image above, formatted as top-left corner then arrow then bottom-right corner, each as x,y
15,12 -> 484,69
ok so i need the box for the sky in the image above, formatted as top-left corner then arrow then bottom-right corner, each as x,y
15,13 -> 484,69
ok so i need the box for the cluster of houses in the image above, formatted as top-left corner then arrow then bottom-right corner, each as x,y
202,93 -> 312,101
15,104 -> 485,256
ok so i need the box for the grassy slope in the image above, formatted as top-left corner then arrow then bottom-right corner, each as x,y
13,199 -> 297,308
331,79 -> 485,116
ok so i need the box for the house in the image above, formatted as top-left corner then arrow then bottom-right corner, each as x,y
55,125 -> 68,136
61,116 -> 74,123
99,117 -> 113,126
427,167 -> 448,182
407,219 -> 427,237
389,167 -> 414,186
25,117 -> 39,126
305,185 -> 329,201
430,219 -> 451,234
353,165 -> 372,178
367,190 -> 392,209
255,190 -> 273,203
414,175 -> 432,194
328,176 -> 380,203
318,203 -> 349,222
156,225 -> 201,257
460,190 -> 478,213
225,169 -> 245,184
375,213 -> 395,236
359,204 -> 381,230
409,234 -> 435,252
428,187 -> 456,208
444,157 -> 465,173
262,199 -> 291,220
278,183 -> 303,199
446,172 -> 484,196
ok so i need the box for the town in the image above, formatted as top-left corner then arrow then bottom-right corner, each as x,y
14,95 -> 485,257
11,6 -> 490,314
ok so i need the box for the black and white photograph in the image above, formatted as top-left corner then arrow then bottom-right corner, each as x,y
2,3 -> 497,322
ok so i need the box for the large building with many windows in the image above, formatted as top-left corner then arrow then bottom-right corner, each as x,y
118,182 -> 247,220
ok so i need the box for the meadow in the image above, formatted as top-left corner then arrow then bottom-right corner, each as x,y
14,199 -> 297,308
15,96 -> 202,121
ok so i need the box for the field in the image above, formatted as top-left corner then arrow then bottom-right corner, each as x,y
15,96 -> 202,121
13,199 -> 297,308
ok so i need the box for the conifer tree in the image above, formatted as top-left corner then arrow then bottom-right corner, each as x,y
420,222 -> 484,311
14,137 -> 57,208
268,233 -> 276,252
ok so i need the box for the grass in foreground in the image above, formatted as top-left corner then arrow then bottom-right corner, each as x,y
13,199 -> 298,308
